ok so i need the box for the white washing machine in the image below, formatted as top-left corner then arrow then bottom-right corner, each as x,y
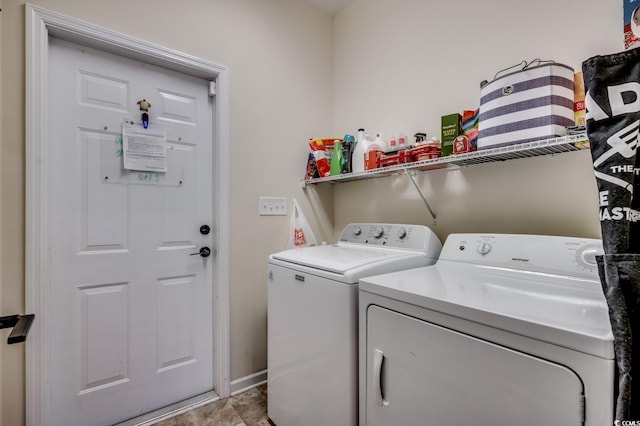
267,223 -> 442,426
359,233 -> 615,426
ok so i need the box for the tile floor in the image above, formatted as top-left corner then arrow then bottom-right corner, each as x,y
153,384 -> 269,426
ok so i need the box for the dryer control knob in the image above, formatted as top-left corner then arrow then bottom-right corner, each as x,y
353,226 -> 362,236
373,226 -> 385,239
477,241 -> 492,255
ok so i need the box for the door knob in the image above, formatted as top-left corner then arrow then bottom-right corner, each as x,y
190,247 -> 211,257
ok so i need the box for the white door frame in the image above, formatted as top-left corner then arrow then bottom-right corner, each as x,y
25,4 -> 231,425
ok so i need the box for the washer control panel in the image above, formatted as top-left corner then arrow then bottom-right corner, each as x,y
442,233 -> 604,279
338,223 -> 440,252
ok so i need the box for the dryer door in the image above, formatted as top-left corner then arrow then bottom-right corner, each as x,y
365,306 -> 585,426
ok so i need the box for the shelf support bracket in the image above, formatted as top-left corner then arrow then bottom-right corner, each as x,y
404,169 -> 437,225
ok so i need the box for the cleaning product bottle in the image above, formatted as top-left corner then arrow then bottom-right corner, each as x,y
387,134 -> 397,152
364,133 -> 386,170
398,132 -> 408,148
330,140 -> 343,176
341,134 -> 355,174
352,128 -> 369,173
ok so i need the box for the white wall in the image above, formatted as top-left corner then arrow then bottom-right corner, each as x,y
0,0 -> 627,424
332,0 -> 621,242
0,1 -> 334,424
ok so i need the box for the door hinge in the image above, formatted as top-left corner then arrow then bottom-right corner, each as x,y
209,81 -> 216,97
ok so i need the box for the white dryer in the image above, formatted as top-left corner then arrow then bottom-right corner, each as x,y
359,233 -> 615,426
267,223 -> 442,426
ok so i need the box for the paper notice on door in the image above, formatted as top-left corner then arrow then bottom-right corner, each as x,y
122,121 -> 168,172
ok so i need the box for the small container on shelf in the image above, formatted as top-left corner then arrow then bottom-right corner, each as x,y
377,150 -> 410,168
407,136 -> 443,170
408,144 -> 441,162
408,134 -> 441,163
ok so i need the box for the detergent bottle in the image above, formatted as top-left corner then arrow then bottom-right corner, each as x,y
351,128 -> 370,173
330,140 -> 343,176
364,133 -> 386,170
341,134 -> 356,174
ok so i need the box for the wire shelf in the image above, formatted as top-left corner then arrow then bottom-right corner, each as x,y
302,132 -> 589,187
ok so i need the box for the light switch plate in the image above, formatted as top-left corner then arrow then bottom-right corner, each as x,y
259,197 -> 288,216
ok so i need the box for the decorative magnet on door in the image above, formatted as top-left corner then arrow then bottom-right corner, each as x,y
137,99 -> 151,129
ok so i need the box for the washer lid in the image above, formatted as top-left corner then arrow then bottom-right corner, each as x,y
359,261 -> 614,359
270,244 -> 418,275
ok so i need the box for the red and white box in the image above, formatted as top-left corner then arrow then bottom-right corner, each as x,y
625,0 -> 640,49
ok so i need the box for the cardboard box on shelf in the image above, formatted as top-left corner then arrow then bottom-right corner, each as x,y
441,113 -> 462,157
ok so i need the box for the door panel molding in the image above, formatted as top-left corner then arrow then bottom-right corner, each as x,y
25,5 -> 231,425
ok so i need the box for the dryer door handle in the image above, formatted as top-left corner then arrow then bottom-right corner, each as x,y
373,349 -> 386,407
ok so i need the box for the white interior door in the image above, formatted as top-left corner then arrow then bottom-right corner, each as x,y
47,37 -> 215,426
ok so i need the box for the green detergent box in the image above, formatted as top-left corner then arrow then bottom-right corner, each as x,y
441,113 -> 462,157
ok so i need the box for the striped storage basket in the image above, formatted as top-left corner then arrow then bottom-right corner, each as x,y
477,62 -> 575,150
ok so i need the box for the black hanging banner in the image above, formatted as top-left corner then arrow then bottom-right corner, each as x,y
583,47 -> 640,422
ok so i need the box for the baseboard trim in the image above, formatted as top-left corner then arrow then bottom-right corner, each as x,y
115,391 -> 220,426
230,369 -> 268,396
113,370 -> 268,425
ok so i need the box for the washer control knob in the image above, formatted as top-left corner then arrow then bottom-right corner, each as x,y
477,241 -> 492,255
575,244 -> 604,269
397,228 -> 407,240
580,247 -> 603,265
373,226 -> 385,239
353,226 -> 362,236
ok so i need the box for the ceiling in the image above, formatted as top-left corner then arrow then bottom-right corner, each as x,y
301,0 -> 352,16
